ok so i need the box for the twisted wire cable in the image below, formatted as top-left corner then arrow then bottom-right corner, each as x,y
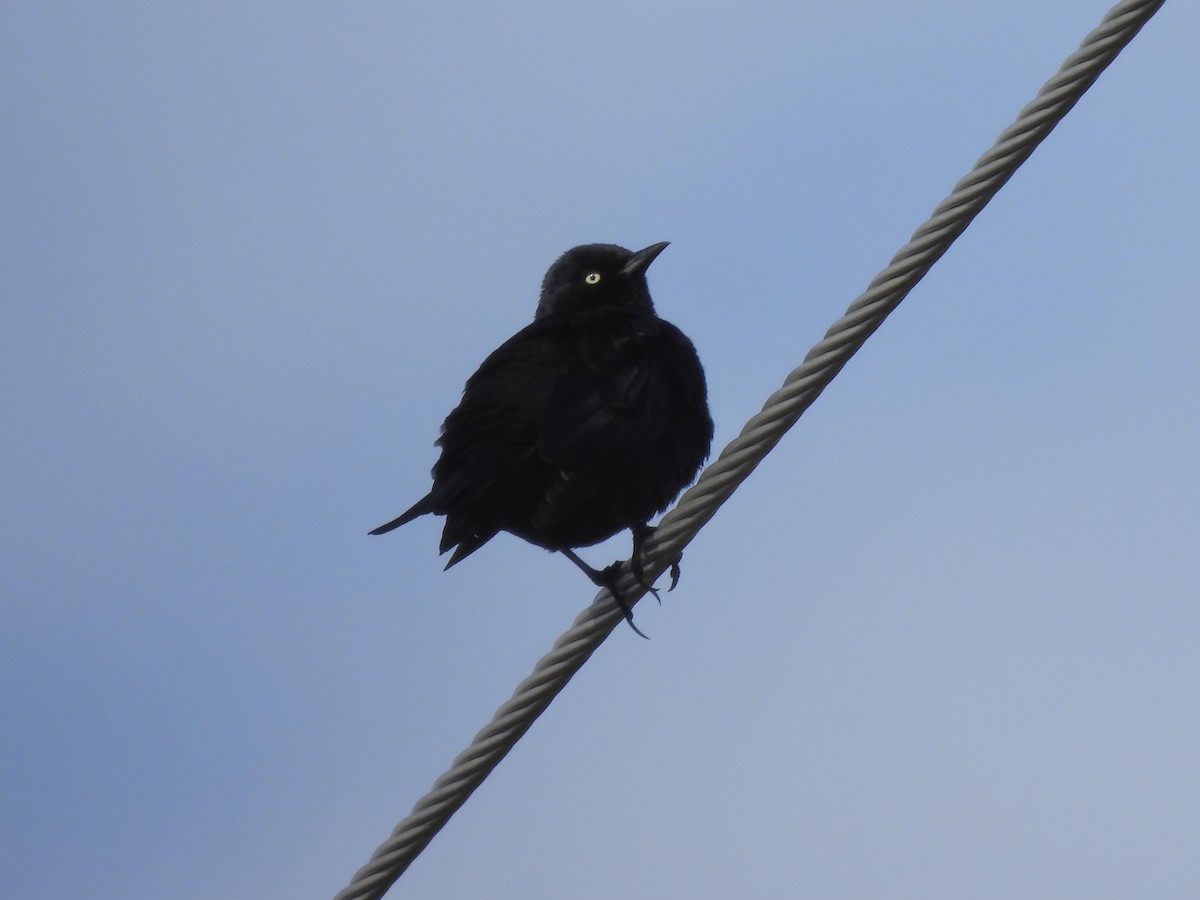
335,2 -> 1165,897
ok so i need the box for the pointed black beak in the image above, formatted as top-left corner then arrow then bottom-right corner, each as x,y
620,241 -> 670,278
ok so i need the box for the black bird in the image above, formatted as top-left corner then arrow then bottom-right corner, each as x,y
370,242 -> 712,632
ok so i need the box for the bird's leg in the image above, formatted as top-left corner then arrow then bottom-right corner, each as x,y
629,523 -> 683,596
559,548 -> 649,639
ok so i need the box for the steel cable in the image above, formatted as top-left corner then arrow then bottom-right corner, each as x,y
335,2 -> 1166,896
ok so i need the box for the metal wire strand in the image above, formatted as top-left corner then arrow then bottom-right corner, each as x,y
335,2 -> 1165,897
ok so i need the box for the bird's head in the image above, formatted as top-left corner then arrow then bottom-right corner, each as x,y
535,242 -> 669,319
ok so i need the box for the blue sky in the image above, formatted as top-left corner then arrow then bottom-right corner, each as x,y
3,2 -> 1197,898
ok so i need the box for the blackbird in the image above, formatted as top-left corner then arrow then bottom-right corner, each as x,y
370,242 -> 712,633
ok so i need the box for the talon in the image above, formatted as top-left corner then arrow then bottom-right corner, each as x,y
629,521 -> 664,593
615,597 -> 650,639
561,550 -> 650,638
668,556 -> 682,592
629,552 -> 661,602
599,562 -> 650,637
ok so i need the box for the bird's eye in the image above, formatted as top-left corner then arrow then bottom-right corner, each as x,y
584,272 -> 602,285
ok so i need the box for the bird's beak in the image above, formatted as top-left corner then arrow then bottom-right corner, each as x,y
621,241 -> 670,278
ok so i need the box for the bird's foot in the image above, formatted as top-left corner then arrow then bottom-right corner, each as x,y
629,554 -> 662,604
629,523 -> 684,597
560,549 -> 649,638
598,561 -> 650,639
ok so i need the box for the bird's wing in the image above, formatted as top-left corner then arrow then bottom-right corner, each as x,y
531,324 -> 677,528
422,321 -> 568,536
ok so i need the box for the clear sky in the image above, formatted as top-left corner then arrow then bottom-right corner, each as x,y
3,2 -> 1197,898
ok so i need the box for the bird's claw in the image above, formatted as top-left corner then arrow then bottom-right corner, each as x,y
628,555 -> 681,601
598,561 -> 650,639
629,522 -> 683,597
629,553 -> 662,604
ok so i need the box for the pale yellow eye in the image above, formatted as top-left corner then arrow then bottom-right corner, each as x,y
584,272 -> 602,285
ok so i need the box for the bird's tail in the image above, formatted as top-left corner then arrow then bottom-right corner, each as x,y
368,495 -> 434,535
